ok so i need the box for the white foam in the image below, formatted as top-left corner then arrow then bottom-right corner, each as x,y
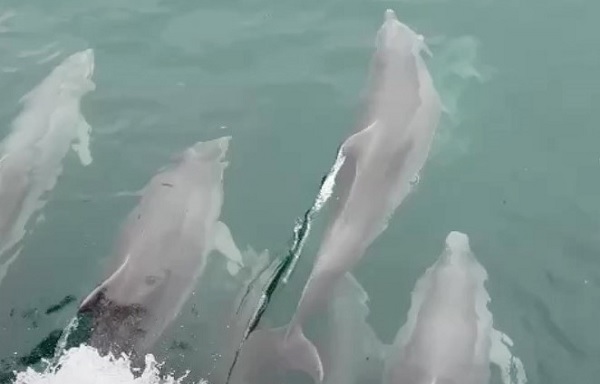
12,345 -> 206,384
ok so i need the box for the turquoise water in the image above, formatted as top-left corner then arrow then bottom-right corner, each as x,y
0,0 -> 599,383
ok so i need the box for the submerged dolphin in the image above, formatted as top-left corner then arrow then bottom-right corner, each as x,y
78,136 -> 243,356
237,9 -> 441,383
321,273 -> 384,384
0,49 -> 95,286
384,232 -> 492,384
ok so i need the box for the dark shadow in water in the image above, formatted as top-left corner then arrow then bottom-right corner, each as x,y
44,295 -> 76,315
0,303 -> 94,383
0,294 -> 90,383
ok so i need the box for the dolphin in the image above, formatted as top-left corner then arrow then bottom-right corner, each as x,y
78,136 -> 243,356
0,49 -> 95,286
384,232 -> 492,384
237,9 -> 441,383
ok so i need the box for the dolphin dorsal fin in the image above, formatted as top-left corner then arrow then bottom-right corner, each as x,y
340,120 -> 379,159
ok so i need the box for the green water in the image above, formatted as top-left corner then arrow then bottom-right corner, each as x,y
1,0 -> 599,383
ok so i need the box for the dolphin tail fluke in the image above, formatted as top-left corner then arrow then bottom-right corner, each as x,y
239,325 -> 324,383
284,325 -> 324,382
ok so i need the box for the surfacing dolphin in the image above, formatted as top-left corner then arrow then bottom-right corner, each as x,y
0,49 -> 95,286
237,9 -> 442,383
78,136 -> 243,356
384,232 -> 491,384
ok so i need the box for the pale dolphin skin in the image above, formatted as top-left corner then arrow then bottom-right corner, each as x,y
0,49 -> 95,286
322,273 -> 384,384
384,232 -> 492,384
238,9 -> 441,383
78,136 -> 243,356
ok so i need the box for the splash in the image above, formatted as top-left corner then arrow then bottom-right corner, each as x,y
283,149 -> 346,283
12,345 -> 203,384
51,317 -> 79,362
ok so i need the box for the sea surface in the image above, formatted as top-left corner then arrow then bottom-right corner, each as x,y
0,0 -> 599,383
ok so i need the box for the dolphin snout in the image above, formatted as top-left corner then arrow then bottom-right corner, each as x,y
188,136 -> 231,162
78,49 -> 94,63
376,9 -> 417,55
384,9 -> 398,22
64,49 -> 95,79
445,231 -> 470,254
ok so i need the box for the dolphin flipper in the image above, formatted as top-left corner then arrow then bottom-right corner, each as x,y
284,325 -> 324,382
71,119 -> 92,166
214,220 -> 243,276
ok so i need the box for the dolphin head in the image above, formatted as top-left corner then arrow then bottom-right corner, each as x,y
52,49 -> 95,97
445,231 -> 470,253
61,49 -> 95,79
440,231 -> 473,266
167,136 -> 230,226
20,49 -> 95,105
180,136 -> 231,166
376,10 -> 423,58
369,8 -> 428,118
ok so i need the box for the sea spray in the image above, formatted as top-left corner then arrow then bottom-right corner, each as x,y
13,345 -> 201,384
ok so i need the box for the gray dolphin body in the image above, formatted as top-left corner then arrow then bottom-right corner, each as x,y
0,49 -> 95,286
385,232 -> 492,384
79,136 -> 243,356
238,9 -> 441,383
